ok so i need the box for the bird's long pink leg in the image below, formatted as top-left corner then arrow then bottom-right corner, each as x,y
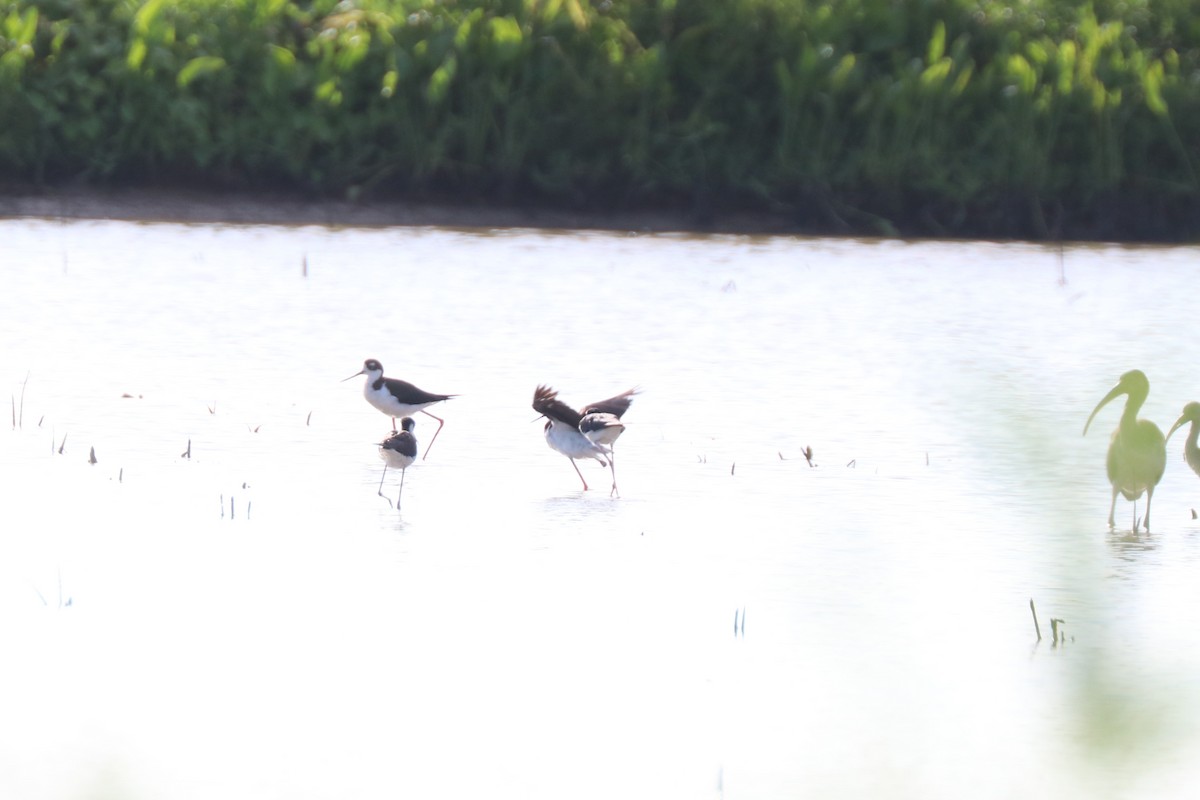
420,409 -> 446,460
377,465 -> 392,508
569,458 -> 589,491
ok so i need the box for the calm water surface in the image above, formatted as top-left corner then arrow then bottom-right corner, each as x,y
1,219 -> 1199,799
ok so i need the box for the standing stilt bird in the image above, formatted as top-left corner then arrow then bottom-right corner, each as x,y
1083,369 -> 1166,532
532,385 -> 637,493
377,417 -> 417,509
1165,401 -> 1200,480
344,359 -> 455,460
580,409 -> 627,497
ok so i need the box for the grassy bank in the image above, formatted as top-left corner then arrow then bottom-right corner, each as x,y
0,0 -> 1197,240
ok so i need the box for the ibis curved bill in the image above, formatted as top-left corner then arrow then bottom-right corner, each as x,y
1082,369 -> 1166,532
1165,401 -> 1200,480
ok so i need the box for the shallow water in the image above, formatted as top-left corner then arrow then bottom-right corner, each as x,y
2,219 -> 1200,799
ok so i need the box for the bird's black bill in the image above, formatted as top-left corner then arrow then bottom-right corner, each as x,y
1083,384 -> 1124,436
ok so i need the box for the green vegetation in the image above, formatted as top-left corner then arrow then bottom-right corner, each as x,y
0,0 -> 1197,239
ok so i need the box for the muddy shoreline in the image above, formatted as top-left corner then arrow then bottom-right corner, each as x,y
11,186 -> 1195,242
0,186 -> 809,235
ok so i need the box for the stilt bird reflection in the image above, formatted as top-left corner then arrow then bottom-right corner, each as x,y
1083,369 -> 1166,532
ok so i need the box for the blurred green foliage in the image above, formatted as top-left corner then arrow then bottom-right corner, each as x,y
0,0 -> 1196,239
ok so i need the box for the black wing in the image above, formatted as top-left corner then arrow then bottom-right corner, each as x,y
579,412 -> 624,437
381,431 -> 418,460
581,387 -> 639,419
533,385 -> 583,428
382,377 -> 456,404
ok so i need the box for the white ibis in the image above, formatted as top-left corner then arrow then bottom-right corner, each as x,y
1165,401 -> 1200,480
377,417 -> 417,509
344,359 -> 455,459
1083,369 -> 1166,532
532,385 -> 638,494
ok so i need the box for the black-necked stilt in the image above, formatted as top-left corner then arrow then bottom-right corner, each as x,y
532,384 -> 637,494
344,358 -> 456,460
377,417 -> 417,509
580,409 -> 627,496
